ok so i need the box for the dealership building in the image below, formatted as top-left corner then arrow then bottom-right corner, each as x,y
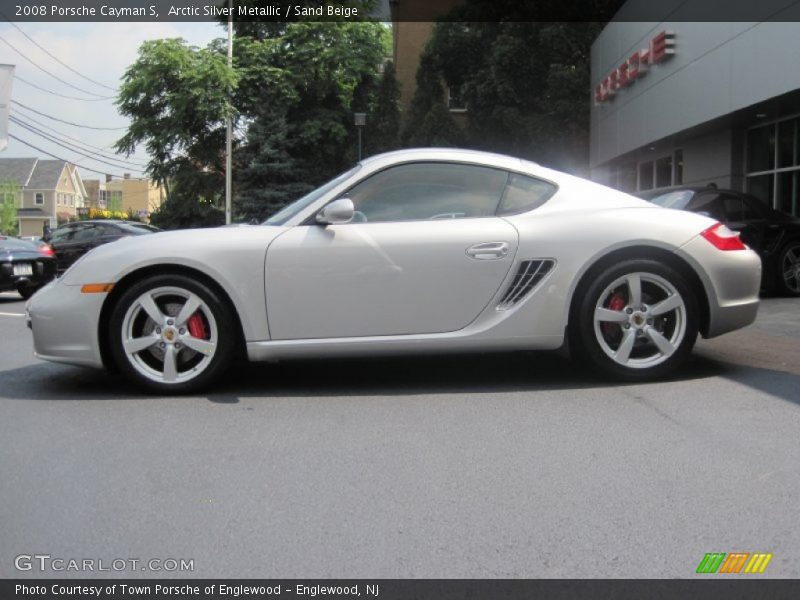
590,4 -> 800,217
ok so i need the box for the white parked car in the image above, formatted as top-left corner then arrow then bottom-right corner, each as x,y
27,149 -> 761,392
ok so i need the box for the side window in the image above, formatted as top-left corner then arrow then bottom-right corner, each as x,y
49,226 -> 74,243
741,197 -> 762,220
72,224 -> 103,242
687,193 -> 725,221
345,163 -> 508,223
720,194 -> 745,222
498,174 -> 557,215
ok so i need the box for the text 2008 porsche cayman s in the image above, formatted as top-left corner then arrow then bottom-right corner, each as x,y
27,149 -> 761,392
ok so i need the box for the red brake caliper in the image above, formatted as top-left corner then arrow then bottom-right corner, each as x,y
187,312 -> 207,339
601,292 -> 627,338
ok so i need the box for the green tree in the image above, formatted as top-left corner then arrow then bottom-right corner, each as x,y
115,38 -> 238,227
116,21 -> 395,226
363,60 -> 401,156
403,4 -> 610,172
0,181 -> 20,236
234,106 -> 312,222
402,52 -> 463,147
233,21 -> 391,221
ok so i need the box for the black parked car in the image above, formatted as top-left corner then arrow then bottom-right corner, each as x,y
44,220 -> 160,273
642,187 -> 800,296
0,236 -> 57,299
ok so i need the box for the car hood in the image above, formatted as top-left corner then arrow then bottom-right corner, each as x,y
61,225 -> 288,286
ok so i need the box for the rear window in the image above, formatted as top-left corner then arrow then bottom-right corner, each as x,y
497,174 -> 557,215
0,237 -> 36,251
648,190 -> 696,209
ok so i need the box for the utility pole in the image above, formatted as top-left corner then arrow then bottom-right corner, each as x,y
225,0 -> 233,225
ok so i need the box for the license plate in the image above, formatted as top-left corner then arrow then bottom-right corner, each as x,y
13,263 -> 33,277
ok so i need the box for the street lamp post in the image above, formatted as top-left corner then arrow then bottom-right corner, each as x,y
354,112 -> 366,161
225,0 -> 233,225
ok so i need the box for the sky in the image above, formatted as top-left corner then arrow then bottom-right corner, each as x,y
0,21 -> 223,182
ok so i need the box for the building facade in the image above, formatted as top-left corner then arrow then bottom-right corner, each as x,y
391,0 -> 464,118
591,5 -> 800,217
82,174 -> 165,220
0,158 -> 87,237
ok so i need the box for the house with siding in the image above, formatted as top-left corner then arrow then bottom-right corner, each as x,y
0,158 -> 87,237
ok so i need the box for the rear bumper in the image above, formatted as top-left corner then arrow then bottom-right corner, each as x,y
677,237 -> 762,338
0,260 -> 56,291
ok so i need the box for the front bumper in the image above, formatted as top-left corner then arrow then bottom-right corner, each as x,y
26,279 -> 106,368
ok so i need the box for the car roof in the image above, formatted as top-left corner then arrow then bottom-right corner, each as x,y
642,186 -> 745,198
359,147 -> 539,172
56,219 -> 144,227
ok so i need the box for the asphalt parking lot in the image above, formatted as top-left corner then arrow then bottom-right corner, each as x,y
0,291 -> 799,578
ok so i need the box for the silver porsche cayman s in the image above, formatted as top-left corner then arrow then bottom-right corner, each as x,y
27,149 -> 761,392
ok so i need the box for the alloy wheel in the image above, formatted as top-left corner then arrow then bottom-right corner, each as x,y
781,244 -> 800,294
121,286 -> 218,384
592,272 -> 687,369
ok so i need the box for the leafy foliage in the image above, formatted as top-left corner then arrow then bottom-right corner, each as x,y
116,21 -> 394,226
0,181 -> 20,236
362,61 -> 401,156
404,16 -> 606,172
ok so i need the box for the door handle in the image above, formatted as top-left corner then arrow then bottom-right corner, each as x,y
466,242 -> 509,260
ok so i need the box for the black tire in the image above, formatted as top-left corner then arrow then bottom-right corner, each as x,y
108,274 -> 237,394
570,259 -> 699,381
774,240 -> 800,297
17,284 -> 38,300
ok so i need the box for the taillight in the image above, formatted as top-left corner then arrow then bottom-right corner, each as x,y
700,223 -> 747,251
38,244 -> 55,257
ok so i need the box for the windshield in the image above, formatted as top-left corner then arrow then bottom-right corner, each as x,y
263,166 -> 361,226
648,190 -> 696,209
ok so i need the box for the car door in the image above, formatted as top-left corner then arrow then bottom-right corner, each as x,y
265,162 -> 519,340
64,223 -> 107,266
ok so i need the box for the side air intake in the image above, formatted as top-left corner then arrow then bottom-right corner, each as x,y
497,259 -> 555,310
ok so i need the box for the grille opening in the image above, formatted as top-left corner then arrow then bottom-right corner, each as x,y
497,259 -> 555,309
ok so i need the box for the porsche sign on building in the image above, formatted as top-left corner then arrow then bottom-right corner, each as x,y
590,1 -> 800,217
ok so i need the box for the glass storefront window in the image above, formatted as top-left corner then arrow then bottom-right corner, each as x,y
777,171 -> 798,216
778,118 -> 797,168
618,163 -> 637,192
638,161 -> 653,191
747,125 -> 775,173
655,156 -> 673,188
674,150 -> 683,185
746,173 -> 774,206
746,116 -> 800,216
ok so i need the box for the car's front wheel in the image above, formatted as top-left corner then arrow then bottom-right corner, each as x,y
571,259 -> 699,381
108,274 -> 236,393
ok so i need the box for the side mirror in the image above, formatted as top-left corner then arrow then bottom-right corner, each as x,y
316,198 -> 355,225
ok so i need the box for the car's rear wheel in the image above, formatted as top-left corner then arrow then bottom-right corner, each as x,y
17,283 -> 38,300
108,274 -> 236,393
572,259 -> 698,381
776,240 -> 800,296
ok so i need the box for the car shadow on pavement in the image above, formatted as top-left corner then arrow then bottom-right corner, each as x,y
0,350 -> 735,402
1,350 -> 797,406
